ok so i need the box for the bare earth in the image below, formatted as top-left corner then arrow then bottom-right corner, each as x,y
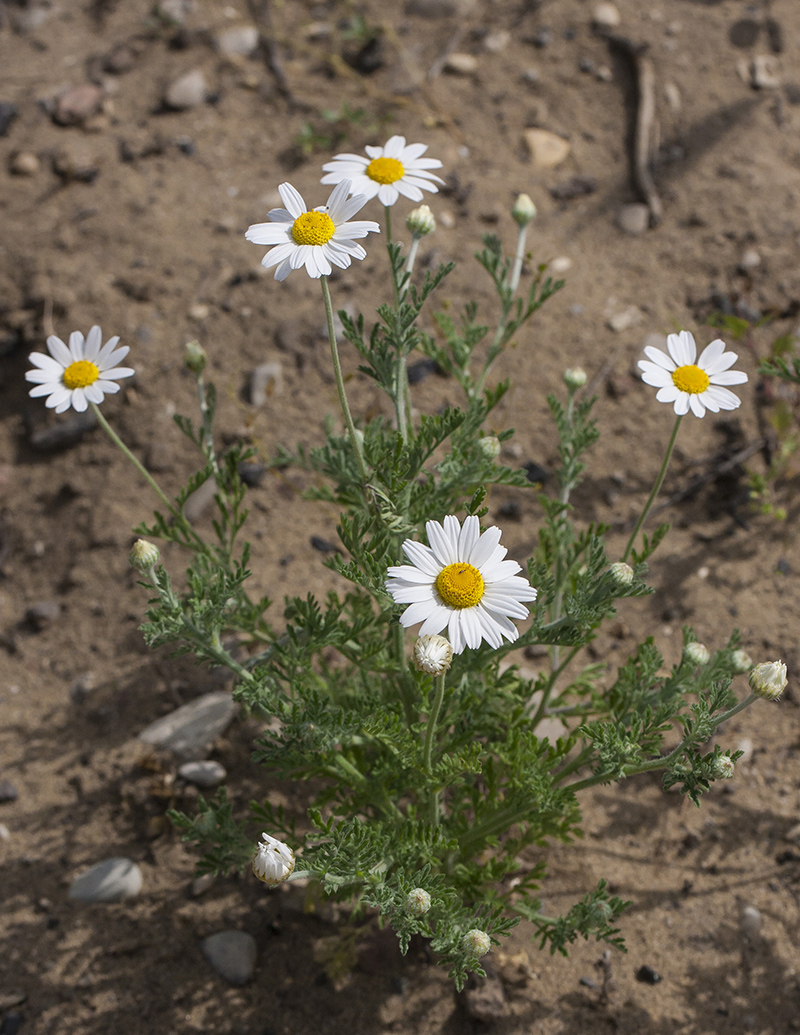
1,0 -> 800,1032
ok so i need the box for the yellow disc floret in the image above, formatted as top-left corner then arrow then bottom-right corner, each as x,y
366,157 -> 405,185
436,563 -> 485,609
63,360 -> 100,390
291,210 -> 336,246
672,364 -> 710,395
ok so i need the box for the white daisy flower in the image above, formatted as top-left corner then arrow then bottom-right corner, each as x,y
386,515 -> 538,655
638,330 -> 748,418
245,179 -> 379,282
25,326 -> 134,414
253,832 -> 295,886
321,135 -> 444,207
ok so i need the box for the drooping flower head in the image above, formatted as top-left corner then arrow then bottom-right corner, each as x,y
321,135 -> 444,207
25,326 -> 134,414
245,180 -> 380,281
638,330 -> 747,418
386,515 -> 537,655
253,833 -> 295,886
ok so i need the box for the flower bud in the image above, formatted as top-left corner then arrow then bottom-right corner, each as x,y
478,436 -> 502,460
684,642 -> 710,666
405,887 -> 432,916
253,833 -> 295,886
731,649 -> 753,674
462,928 -> 492,957
184,340 -> 207,375
749,660 -> 787,701
414,634 -> 453,676
406,204 -> 436,238
563,367 -> 587,390
129,538 -> 160,572
710,755 -> 735,780
511,193 -> 537,228
608,562 -> 634,586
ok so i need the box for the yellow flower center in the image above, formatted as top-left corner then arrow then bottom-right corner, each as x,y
366,156 -> 405,185
63,360 -> 100,390
291,211 -> 336,246
672,364 -> 710,395
436,563 -> 485,609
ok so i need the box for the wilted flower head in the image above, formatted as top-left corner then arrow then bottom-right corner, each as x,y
710,755 -> 735,780
749,660 -> 787,701
184,340 -> 207,375
731,649 -> 754,674
462,928 -> 492,957
413,634 -> 453,676
26,325 -> 134,414
405,888 -> 432,916
564,367 -> 587,390
511,193 -> 537,227
638,330 -> 747,418
406,204 -> 436,237
608,562 -> 634,586
253,833 -> 295,885
478,436 -> 502,460
684,642 -> 710,666
129,539 -> 160,572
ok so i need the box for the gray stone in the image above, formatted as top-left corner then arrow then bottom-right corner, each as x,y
29,410 -> 97,451
54,85 -> 104,127
250,361 -> 283,406
138,692 -> 237,760
216,25 -> 260,58
616,203 -> 650,235
592,3 -> 621,29
740,905 -> 761,938
26,601 -> 60,630
751,55 -> 780,90
444,53 -> 479,75
183,477 -> 218,522
164,69 -> 208,110
607,305 -> 643,333
69,857 -> 143,902
178,760 -> 227,788
201,931 -> 257,985
157,0 -> 194,24
9,151 -> 39,176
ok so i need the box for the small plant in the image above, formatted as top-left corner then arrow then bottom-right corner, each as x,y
25,137 -> 786,990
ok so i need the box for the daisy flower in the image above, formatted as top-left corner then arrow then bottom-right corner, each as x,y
321,135 -> 444,207
245,179 -> 379,281
386,515 -> 537,655
638,330 -> 748,418
25,326 -> 134,414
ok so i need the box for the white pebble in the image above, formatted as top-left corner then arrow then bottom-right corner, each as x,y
740,905 -> 761,939
593,3 -> 621,29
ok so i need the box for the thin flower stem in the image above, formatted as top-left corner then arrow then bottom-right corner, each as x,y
508,222 -> 528,296
405,236 -> 421,281
530,645 -> 581,728
195,375 -> 220,478
621,414 -> 682,562
320,276 -> 369,485
423,671 -> 447,825
473,224 -> 528,398
90,402 -> 206,552
394,622 -> 416,727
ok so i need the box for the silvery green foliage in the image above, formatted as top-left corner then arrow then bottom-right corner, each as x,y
137,224 -> 755,989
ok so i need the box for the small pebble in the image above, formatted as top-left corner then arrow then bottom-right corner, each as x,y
531,27 -> 553,48
69,857 -> 143,902
0,780 -> 19,803
0,102 -> 18,137
138,692 -> 237,761
216,25 -> 260,58
250,361 -> 283,405
550,175 -> 597,201
616,203 -> 650,235
164,69 -> 208,110
190,872 -> 216,897
0,823 -> 10,840
443,53 -> 478,75
26,601 -> 60,630
664,81 -> 681,111
593,3 -> 621,29
635,964 -> 662,985
53,84 -> 104,126
9,151 -> 39,176
736,737 -> 753,764
178,760 -> 227,788
483,30 -> 510,53
739,249 -> 761,272
523,128 -> 571,168
549,256 -> 573,274
201,931 -> 257,985
29,410 -> 97,451
310,536 -> 338,553
729,19 -> 760,48
740,905 -> 761,938
751,55 -> 781,90
157,0 -> 193,24
607,305 -> 643,333
188,302 -> 209,321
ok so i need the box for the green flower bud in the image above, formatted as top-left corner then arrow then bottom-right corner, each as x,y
710,755 -> 735,780
511,193 -> 537,228
462,928 -> 492,957
749,660 -> 787,701
129,538 -> 160,572
684,642 -> 710,666
184,340 -> 207,375
608,562 -> 634,586
406,204 -> 436,238
563,367 -> 587,390
478,435 -> 502,460
731,649 -> 753,674
405,888 -> 432,916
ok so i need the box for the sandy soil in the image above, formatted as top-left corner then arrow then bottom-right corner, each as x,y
1,0 -> 800,1032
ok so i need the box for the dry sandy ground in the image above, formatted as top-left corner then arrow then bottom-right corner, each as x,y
1,0 -> 800,1032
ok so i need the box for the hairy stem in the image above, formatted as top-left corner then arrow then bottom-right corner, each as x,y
621,414 -> 682,562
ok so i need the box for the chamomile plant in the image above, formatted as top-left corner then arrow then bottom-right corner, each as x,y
27,139 -> 784,990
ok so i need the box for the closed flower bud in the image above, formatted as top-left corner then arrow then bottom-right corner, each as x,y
731,649 -> 753,674
405,887 -> 432,916
406,204 -> 436,238
184,340 -> 207,375
129,538 -> 160,572
511,193 -> 537,227
684,642 -> 710,666
749,660 -> 787,701
563,367 -> 587,390
414,634 -> 453,676
253,833 -> 295,886
711,755 -> 735,780
462,928 -> 492,957
608,562 -> 634,586
478,435 -> 502,460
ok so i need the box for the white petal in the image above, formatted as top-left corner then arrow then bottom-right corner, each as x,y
702,350 -> 741,375
261,242 -> 297,270
673,392 -> 691,415
400,142 -> 428,161
325,179 -> 353,221
68,330 -> 85,361
29,382 -> 60,396
709,370 -> 748,386
399,598 -> 439,628
84,383 -> 105,403
481,558 -> 522,583
461,607 -> 483,650
336,193 -> 371,223
274,258 -> 293,281
474,606 -> 504,648
426,520 -> 457,566
418,604 -> 451,636
377,184 -> 400,206
458,515 -> 479,558
469,526 -> 502,569
84,325 -> 103,361
386,564 -> 435,584
395,181 -> 425,202
94,379 -> 121,394
47,335 -> 72,367
697,338 -> 726,369
689,394 -> 706,418
96,336 -> 122,364
655,385 -> 681,403
332,220 -> 380,240
97,366 -> 134,380
642,346 -> 675,371
364,145 -> 383,159
246,223 -> 294,245
71,387 -> 88,411
442,515 -> 462,555
383,135 -> 406,158
640,365 -> 673,388
667,330 -> 696,366
705,386 -> 741,410
26,370 -> 58,385
266,208 -> 294,222
448,610 -> 465,654
278,183 -> 306,218
401,539 -> 440,576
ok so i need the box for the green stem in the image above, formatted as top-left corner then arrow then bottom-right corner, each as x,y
196,375 -> 220,478
394,622 -> 416,727
91,402 -> 206,552
530,645 -> 581,729
320,276 -> 369,485
621,414 -> 682,562
508,222 -> 528,296
423,671 -> 447,825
